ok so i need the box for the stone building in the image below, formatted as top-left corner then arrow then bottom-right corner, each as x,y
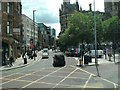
50,28 -> 56,47
104,1 -> 120,17
59,0 -> 79,34
38,23 -> 50,49
38,23 -> 56,49
22,14 -> 38,50
1,1 -> 22,66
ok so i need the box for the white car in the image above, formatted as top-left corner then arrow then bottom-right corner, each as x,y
42,48 -> 49,58
89,50 -> 103,58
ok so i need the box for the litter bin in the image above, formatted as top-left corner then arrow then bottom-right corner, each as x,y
89,56 -> 92,63
84,55 -> 89,64
24,58 -> 27,64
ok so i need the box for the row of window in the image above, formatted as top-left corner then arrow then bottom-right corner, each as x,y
0,2 -> 1,32
0,2 -> 1,10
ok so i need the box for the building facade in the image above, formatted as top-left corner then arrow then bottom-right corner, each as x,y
104,1 -> 120,17
50,28 -> 56,47
38,23 -> 49,49
59,0 -> 79,34
22,14 -> 38,49
1,1 -> 22,66
38,23 -> 56,49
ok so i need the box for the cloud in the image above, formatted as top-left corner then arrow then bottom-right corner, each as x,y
35,11 -> 59,24
22,0 -> 62,24
21,0 -> 104,36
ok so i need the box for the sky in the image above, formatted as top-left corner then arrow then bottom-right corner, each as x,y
22,0 -> 104,37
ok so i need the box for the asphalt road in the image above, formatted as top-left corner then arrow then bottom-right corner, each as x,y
1,50 -> 120,89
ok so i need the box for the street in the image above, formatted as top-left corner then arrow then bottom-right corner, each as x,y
1,50 -> 120,89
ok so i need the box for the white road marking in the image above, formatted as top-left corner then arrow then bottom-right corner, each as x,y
82,74 -> 92,89
51,68 -> 78,89
114,83 -> 117,89
2,73 -> 18,78
70,65 -> 95,76
100,77 -> 119,87
70,65 -> 119,88
1,69 -> 44,85
19,66 -> 66,89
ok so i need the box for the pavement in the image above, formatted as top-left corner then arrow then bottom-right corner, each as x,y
0,50 -> 42,71
75,53 -> 120,66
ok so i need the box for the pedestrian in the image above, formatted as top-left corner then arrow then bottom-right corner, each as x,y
118,47 -> 120,53
5,54 -> 9,66
108,47 -> 112,61
103,47 -> 107,59
9,55 -> 14,67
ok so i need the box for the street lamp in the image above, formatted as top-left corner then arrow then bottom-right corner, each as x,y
94,0 -> 100,76
33,10 -> 37,60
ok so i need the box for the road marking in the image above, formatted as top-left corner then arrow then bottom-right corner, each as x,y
19,66 -> 66,89
70,65 -> 120,88
70,65 -> 96,76
100,77 -> 119,87
1,69 -> 44,85
51,68 -> 78,89
2,78 -> 32,83
2,73 -> 18,78
114,83 -> 117,89
83,74 -> 92,89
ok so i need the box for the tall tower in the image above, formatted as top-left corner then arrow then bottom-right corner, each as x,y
76,0 -> 79,11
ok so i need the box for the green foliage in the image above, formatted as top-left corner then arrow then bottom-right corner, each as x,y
102,16 -> 120,43
58,11 -> 104,49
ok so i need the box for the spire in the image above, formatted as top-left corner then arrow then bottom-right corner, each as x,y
76,0 -> 79,11
89,3 -> 92,11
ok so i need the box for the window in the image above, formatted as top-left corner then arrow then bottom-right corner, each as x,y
7,21 -> 10,34
0,24 -> 1,32
0,2 -> 1,10
7,2 -> 10,14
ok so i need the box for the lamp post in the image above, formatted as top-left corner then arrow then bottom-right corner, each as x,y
94,0 -> 100,76
33,10 -> 37,60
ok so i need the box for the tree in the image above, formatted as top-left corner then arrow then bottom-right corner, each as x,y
58,11 -> 104,49
102,16 -> 120,43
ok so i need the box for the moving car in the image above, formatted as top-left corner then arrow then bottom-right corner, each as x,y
42,48 -> 49,59
53,53 -> 65,67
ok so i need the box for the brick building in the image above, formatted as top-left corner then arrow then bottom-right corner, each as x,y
1,1 -> 22,66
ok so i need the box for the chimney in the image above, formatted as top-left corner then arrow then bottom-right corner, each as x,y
89,3 -> 92,11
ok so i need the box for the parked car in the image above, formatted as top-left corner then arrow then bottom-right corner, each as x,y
65,49 -> 76,57
89,50 -> 103,58
88,44 -> 104,58
42,48 -> 49,59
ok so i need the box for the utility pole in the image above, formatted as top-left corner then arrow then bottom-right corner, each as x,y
94,0 -> 100,77
33,10 -> 37,60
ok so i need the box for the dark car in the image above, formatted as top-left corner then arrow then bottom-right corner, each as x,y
53,53 -> 66,67
65,49 -> 76,57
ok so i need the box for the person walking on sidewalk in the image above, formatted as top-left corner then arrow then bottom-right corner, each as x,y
108,47 -> 112,61
9,55 -> 14,67
103,47 -> 107,59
